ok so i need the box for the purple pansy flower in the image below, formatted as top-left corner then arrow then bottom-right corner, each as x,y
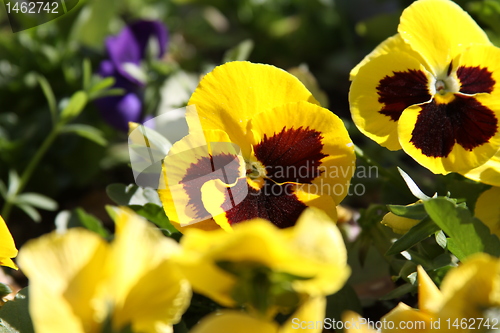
95,20 -> 168,132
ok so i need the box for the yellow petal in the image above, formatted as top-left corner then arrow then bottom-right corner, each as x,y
280,296 -> 326,333
249,101 -> 356,205
461,150 -> 500,186
17,228 -> 109,333
350,34 -> 428,80
381,212 -> 420,234
341,311 -> 377,333
417,266 -> 443,315
382,302 -> 433,332
0,215 -> 17,269
398,0 -> 491,76
189,310 -> 278,333
289,208 -> 350,296
107,208 -> 189,332
475,187 -> 500,237
437,254 -> 500,326
176,209 -> 349,306
158,129 -> 246,230
349,49 -> 433,151
398,92 -> 500,174
188,61 -> 319,158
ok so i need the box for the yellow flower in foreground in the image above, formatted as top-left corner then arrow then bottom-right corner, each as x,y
475,186 -> 500,237
0,215 -> 17,269
159,61 -> 355,232
345,254 -> 500,332
174,208 -> 349,311
17,208 -> 191,333
349,0 -> 500,174
190,296 -> 325,333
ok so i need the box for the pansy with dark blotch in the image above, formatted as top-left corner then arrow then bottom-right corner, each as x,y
95,20 -> 168,132
349,0 -> 500,174
158,61 -> 355,232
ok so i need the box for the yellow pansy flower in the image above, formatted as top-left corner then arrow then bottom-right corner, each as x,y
189,296 -> 326,333
158,61 -> 355,232
475,186 -> 500,237
174,208 -> 349,311
0,215 -> 18,269
345,255 -> 500,332
17,208 -> 191,333
349,0 -> 500,175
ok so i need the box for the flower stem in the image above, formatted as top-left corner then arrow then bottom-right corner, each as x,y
1,125 -> 60,220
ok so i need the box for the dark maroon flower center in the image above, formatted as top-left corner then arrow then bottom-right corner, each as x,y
179,126 -> 327,228
376,65 -> 497,157
410,95 -> 497,157
377,69 -> 432,121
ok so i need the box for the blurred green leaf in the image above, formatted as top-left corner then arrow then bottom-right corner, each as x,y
7,170 -> 20,198
0,289 -> 34,333
129,203 -> 178,235
424,197 -> 500,260
82,58 -> 92,91
35,74 -> 57,125
60,91 -> 88,123
223,39 -> 254,63
16,203 -> 41,222
0,284 -> 12,300
386,217 -> 440,256
88,77 -> 115,96
15,192 -> 57,211
75,208 -> 110,238
55,208 -> 110,238
69,0 -> 119,48
90,88 -> 125,100
387,202 -> 427,220
60,124 -> 107,146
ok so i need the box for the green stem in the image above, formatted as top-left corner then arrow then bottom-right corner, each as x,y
1,125 -> 60,220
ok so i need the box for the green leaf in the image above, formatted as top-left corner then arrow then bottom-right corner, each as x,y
387,202 -> 427,219
15,193 -> 57,211
54,209 -> 110,238
386,216 -> 440,256
0,288 -> 35,333
435,230 -> 447,249
82,58 -> 92,91
129,203 -> 178,235
88,77 -> 115,95
35,74 -> 57,125
75,208 -> 110,238
0,284 -> 12,299
16,204 -> 41,223
60,124 -> 107,146
398,167 -> 431,200
60,91 -> 88,123
7,170 -> 20,198
90,88 -> 125,100
424,197 -> 500,260
223,39 -> 254,63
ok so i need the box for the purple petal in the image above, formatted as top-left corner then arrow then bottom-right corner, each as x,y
95,92 -> 143,132
129,20 -> 168,59
105,20 -> 168,85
